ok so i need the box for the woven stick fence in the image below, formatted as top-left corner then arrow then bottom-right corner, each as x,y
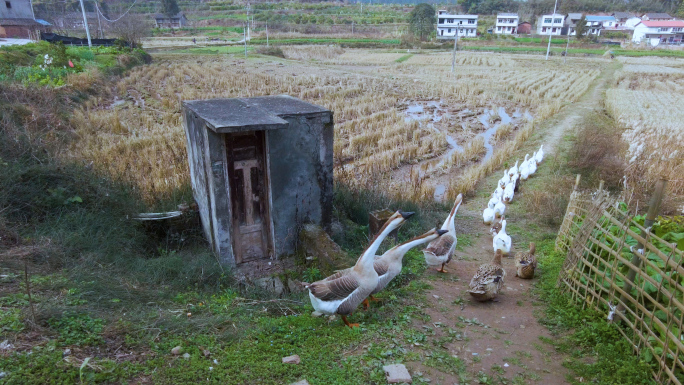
555,180 -> 684,384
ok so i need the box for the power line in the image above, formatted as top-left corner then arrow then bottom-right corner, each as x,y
94,0 -> 140,23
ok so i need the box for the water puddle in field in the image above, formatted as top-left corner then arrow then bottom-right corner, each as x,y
402,101 -> 532,202
108,97 -> 126,109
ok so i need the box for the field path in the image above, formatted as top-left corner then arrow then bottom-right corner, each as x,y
401,62 -> 618,384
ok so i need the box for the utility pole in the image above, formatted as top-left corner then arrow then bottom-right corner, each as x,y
564,28 -> 570,63
451,34 -> 458,73
545,0 -> 559,60
244,26 -> 247,58
266,23 -> 269,47
352,20 -> 354,34
78,0 -> 92,48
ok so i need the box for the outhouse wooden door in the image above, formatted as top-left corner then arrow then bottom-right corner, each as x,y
225,131 -> 271,263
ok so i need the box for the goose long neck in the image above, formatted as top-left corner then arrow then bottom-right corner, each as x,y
500,220 -> 507,233
394,234 -> 434,257
442,197 -> 462,230
357,219 -> 399,268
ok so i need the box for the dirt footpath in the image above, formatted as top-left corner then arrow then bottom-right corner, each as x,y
402,61 -> 619,385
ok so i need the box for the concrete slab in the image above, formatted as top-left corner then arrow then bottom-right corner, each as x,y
183,98 -> 288,133
242,95 -> 330,119
289,380 -> 310,385
0,38 -> 34,47
383,364 -> 412,384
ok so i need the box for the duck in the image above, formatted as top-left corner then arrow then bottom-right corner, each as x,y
512,171 -> 521,193
527,152 -> 537,175
508,160 -> 519,178
497,170 -> 510,188
423,194 -> 463,273
488,193 -> 499,208
494,184 -> 505,200
493,195 -> 506,218
520,155 -> 530,181
483,200 -> 496,225
535,145 -> 544,164
492,218 -> 511,256
361,228 -> 448,309
304,210 -> 414,327
515,242 -> 537,279
489,217 -> 502,237
502,180 -> 515,203
468,249 -> 506,302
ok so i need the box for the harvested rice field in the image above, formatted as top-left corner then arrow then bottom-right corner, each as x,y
68,48 -> 605,204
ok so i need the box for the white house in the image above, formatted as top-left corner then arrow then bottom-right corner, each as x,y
537,14 -> 564,35
495,13 -> 518,34
623,17 -> 643,30
437,10 -> 478,39
585,15 -> 616,35
632,20 -> 684,45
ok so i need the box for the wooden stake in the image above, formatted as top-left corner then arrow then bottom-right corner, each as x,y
24,262 -> 37,324
617,178 -> 667,315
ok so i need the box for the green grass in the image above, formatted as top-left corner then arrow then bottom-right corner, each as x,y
167,46 -> 252,55
395,54 -> 413,63
534,240 -> 657,384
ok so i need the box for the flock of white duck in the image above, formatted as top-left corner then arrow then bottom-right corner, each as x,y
303,144 -> 546,328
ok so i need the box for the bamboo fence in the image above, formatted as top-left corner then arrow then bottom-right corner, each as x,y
555,184 -> 684,384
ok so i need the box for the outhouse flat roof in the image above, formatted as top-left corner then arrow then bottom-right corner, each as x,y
183,96 -> 330,133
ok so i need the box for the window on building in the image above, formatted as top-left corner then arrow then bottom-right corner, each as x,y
5,1 -> 11,8
554,18 -> 562,23
448,28 -> 451,33
544,18 -> 552,24
498,19 -> 503,23
439,18 -> 444,24
468,19 -> 475,24
448,19 -> 453,23
497,26 -> 502,31
542,27 -> 547,32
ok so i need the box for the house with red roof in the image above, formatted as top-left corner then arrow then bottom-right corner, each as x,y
632,20 -> 684,45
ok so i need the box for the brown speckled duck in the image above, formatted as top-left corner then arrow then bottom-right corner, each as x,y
515,242 -> 537,279
468,249 -> 506,302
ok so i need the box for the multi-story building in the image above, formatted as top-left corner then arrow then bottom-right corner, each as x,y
585,15 -> 616,35
436,10 -> 478,39
495,13 -> 519,34
632,20 -> 684,45
0,0 -> 46,39
537,13 -> 565,35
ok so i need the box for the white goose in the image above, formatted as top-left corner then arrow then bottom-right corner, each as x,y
488,193 -> 499,208
423,194 -> 463,273
304,210 -> 414,327
483,200 -> 496,225
492,218 -> 512,256
535,144 -> 544,164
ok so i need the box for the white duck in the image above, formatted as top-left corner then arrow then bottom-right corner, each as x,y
483,200 -> 496,225
494,184 -> 505,200
502,180 -> 515,203
508,160 -> 519,178
304,210 -> 414,327
527,151 -> 537,175
535,144 -> 544,164
493,195 -> 506,218
520,155 -> 530,181
423,194 -> 463,273
488,193 -> 499,208
492,218 -> 512,256
497,170 -> 510,188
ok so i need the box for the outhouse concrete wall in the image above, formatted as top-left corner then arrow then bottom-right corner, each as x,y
182,96 -> 333,266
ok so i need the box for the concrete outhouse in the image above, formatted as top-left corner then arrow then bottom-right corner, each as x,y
182,96 -> 334,266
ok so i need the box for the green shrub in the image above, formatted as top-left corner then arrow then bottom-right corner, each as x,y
48,313 -> 105,346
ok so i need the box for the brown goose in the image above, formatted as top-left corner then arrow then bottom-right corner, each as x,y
515,242 -> 537,279
423,194 -> 463,273
361,227 -> 447,309
467,249 -> 506,302
303,210 -> 414,328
